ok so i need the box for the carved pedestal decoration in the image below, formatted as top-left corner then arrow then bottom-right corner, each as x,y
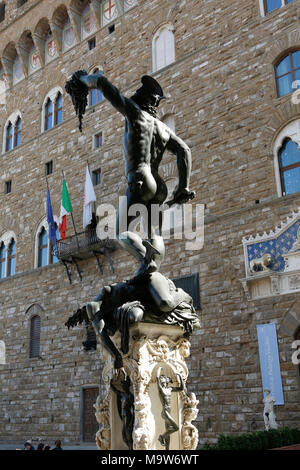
94,323 -> 199,451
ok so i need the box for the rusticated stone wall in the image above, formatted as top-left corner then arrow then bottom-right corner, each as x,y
1,0 -> 300,447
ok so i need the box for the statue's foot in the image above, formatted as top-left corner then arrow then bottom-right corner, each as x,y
158,434 -> 165,447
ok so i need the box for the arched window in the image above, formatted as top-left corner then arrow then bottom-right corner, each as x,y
38,227 -> 48,267
42,88 -> 64,132
275,50 -> 300,97
3,113 -> 22,153
14,116 -> 21,147
0,242 -> 6,279
152,25 -> 175,72
89,68 -> 102,107
49,223 -> 59,264
45,98 -> 53,131
35,219 -> 60,268
278,138 -> 300,195
7,239 -> 16,277
29,315 -> 41,358
54,92 -> 63,125
5,122 -> 13,152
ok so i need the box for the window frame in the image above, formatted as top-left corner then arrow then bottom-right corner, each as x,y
0,234 -> 17,278
152,24 -> 175,73
263,0 -> 293,15
29,314 -> 41,358
38,227 -> 48,268
89,68 -> 103,107
0,242 -> 6,279
54,92 -> 63,126
44,97 -> 53,131
7,239 -> 16,277
278,138 -> 300,196
275,50 -> 300,98
92,168 -> 102,186
14,116 -> 21,147
5,180 -> 11,194
5,122 -> 13,152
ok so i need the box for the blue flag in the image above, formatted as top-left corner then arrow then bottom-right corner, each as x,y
46,183 -> 57,246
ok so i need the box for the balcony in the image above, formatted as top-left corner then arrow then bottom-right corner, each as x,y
55,227 -> 118,283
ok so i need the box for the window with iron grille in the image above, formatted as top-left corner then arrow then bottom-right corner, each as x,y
172,272 -> 200,310
30,315 -> 41,358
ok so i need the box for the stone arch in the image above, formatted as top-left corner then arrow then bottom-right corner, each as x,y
52,4 -> 76,53
18,29 -> 41,76
1,41 -> 19,85
33,17 -> 57,66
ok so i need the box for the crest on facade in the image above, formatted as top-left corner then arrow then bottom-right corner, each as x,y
241,208 -> 300,299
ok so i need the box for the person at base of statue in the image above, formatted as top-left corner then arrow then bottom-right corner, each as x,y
65,71 -> 195,280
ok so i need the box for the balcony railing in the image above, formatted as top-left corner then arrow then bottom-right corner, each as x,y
55,227 -> 117,283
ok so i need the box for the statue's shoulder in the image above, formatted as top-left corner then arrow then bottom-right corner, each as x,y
152,118 -> 171,144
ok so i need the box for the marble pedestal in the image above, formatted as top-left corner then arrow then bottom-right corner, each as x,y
94,322 -> 199,451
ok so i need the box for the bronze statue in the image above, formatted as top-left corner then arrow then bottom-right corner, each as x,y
110,370 -> 135,450
65,272 -> 200,369
156,367 -> 184,450
65,71 -> 195,280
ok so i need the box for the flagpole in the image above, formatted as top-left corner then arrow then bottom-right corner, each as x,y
62,170 -> 80,250
86,160 -> 97,214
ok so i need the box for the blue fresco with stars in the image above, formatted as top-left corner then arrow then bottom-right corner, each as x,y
247,219 -> 300,272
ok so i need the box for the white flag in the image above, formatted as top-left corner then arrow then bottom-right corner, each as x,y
83,164 -> 96,229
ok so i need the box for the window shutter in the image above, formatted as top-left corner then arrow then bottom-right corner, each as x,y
164,29 -> 175,67
172,273 -> 200,310
30,315 -> 41,358
155,32 -> 166,70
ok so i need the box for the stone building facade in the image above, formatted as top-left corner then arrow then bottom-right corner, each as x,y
0,0 -> 300,447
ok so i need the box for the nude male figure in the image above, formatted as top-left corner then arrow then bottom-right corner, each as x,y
68,72 -> 195,277
156,367 -> 184,450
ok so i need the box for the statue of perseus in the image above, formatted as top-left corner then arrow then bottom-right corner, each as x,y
65,71 -> 195,280
65,71 -> 200,450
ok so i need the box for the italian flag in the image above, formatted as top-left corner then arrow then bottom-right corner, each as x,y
59,177 -> 73,240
